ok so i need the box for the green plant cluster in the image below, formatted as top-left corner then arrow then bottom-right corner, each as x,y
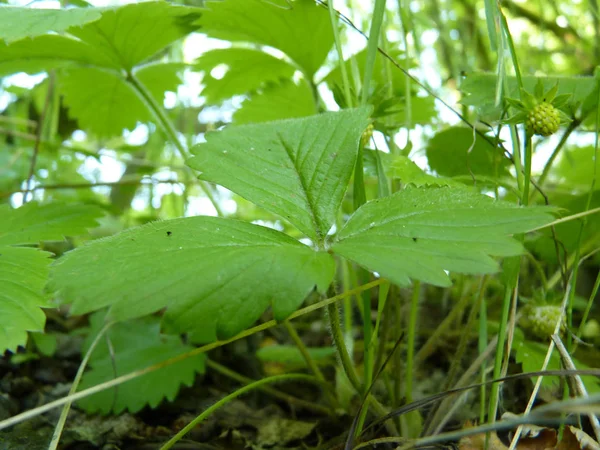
0,0 -> 599,448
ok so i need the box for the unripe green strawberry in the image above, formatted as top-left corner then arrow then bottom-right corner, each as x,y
361,123 -> 374,147
521,305 -> 565,339
526,102 -> 560,136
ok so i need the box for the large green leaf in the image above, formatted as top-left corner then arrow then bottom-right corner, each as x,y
49,217 -> 335,341
233,80 -> 317,124
66,2 -> 201,70
332,187 -> 554,287
0,6 -> 101,44
197,0 -> 333,77
188,108 -> 372,241
78,311 -> 205,414
0,202 -> 103,353
426,127 -> 510,178
58,67 -> 151,138
0,35 -> 118,77
195,48 -> 296,104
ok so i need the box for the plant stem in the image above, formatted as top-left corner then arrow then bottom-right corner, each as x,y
405,280 -> 420,406
127,72 -> 223,216
327,301 -> 362,392
361,0 -> 387,106
205,359 -> 331,415
328,0 -> 353,108
48,321 -> 113,450
283,321 -> 339,410
159,374 -> 325,450
522,131 -> 532,205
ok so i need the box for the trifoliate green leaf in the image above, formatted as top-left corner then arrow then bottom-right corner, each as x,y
0,2 -> 199,137
78,311 -> 205,414
332,186 -> 555,287
188,108 -> 372,241
49,217 -> 335,341
197,0 -> 333,77
195,48 -> 295,104
0,202 -> 103,353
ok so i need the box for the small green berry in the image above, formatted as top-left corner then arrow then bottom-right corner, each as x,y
521,305 -> 565,339
361,123 -> 374,147
526,102 -> 560,136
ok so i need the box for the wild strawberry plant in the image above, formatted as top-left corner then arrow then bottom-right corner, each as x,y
1,0 -> 599,448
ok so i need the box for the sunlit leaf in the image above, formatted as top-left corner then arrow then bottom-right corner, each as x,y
67,2 -> 201,70
58,67 -> 150,138
195,48 -> 295,104
188,107 -> 372,241
197,0 -> 333,77
233,80 -> 317,124
49,217 -> 335,341
332,186 -> 554,287
0,5 -> 101,44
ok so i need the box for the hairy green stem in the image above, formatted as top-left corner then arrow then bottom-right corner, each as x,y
127,73 -> 223,216
327,301 -> 362,392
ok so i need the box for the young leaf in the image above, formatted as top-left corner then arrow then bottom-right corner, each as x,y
331,187 -> 554,287
0,6 -> 101,44
48,217 -> 335,341
195,48 -> 296,105
233,80 -> 317,124
0,202 -> 103,353
78,311 -> 205,414
188,107 -> 372,241
197,0 -> 333,78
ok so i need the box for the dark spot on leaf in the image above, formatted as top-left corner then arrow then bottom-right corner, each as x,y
167,231 -> 172,237
412,237 -> 418,242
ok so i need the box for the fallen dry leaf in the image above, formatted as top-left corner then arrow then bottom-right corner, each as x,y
458,419 -> 599,450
